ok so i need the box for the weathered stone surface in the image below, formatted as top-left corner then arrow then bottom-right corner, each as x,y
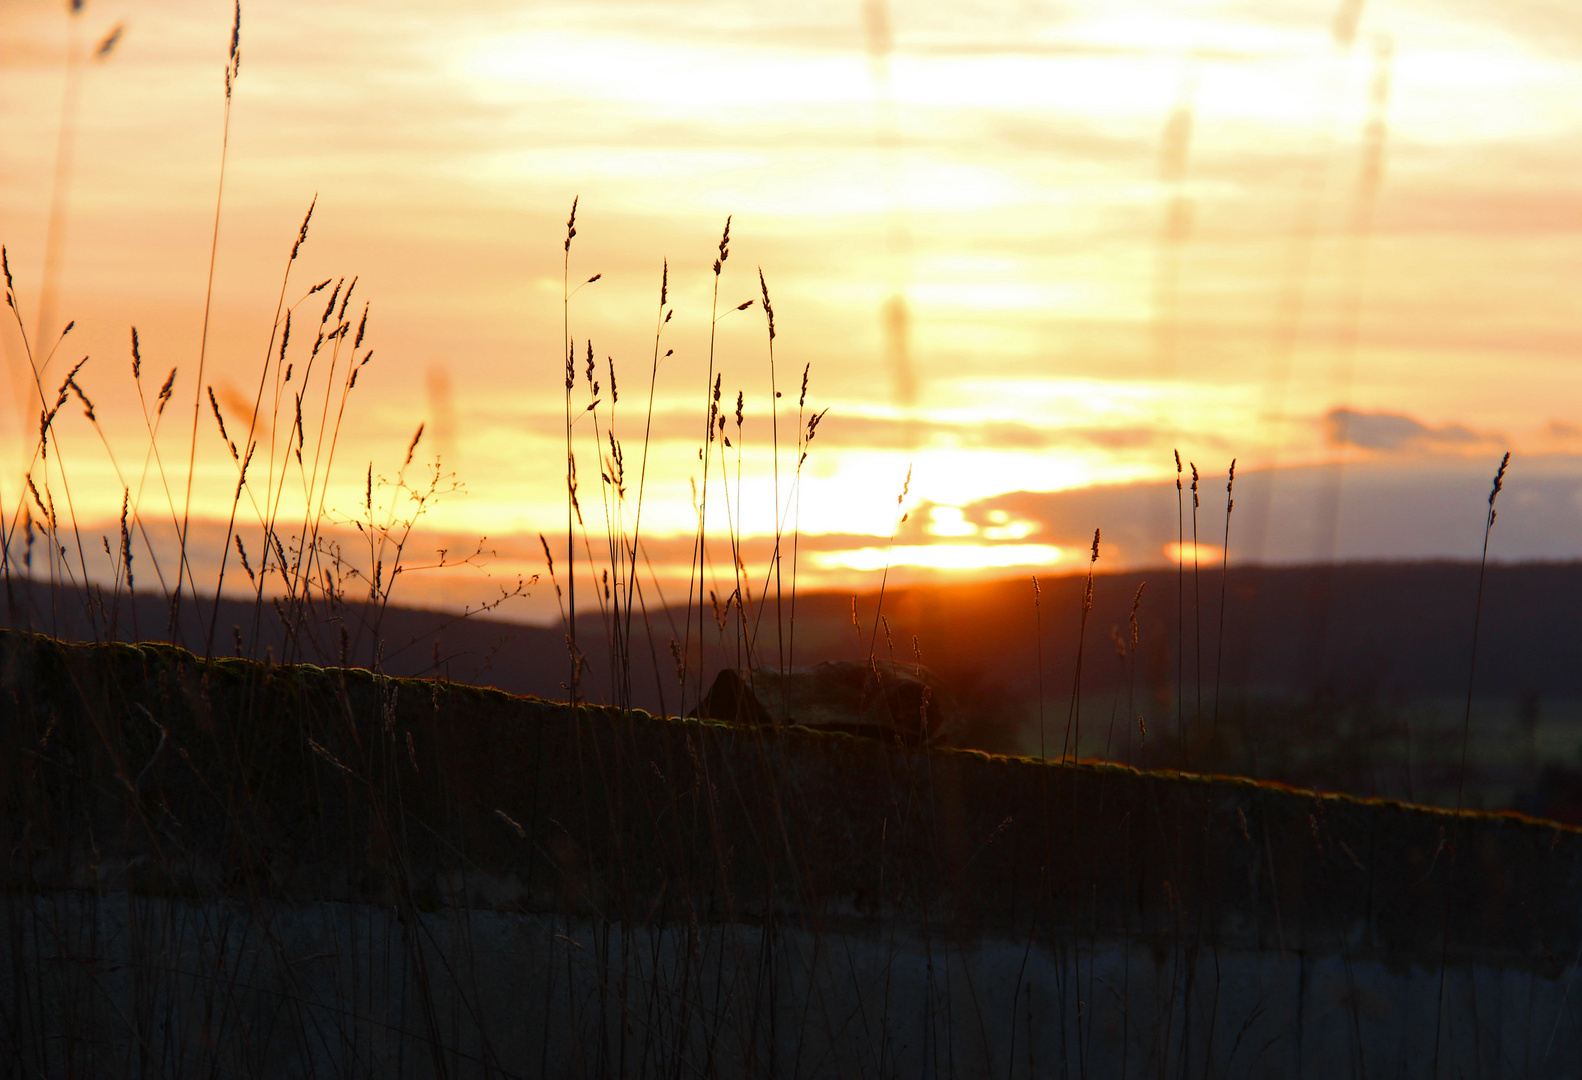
696,659 -> 959,743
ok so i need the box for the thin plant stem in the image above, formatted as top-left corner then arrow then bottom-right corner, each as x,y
1127,582 -> 1145,768
173,3 -> 241,644
1061,529 -> 1101,763
865,464 -> 911,660
1034,576 -> 1045,761
563,196 -> 579,702
1211,459 -> 1236,741
622,260 -> 669,710
1174,448 -> 1186,769
1191,462 -> 1203,743
686,216 -> 732,711
1431,450 -> 1509,1079
758,268 -> 784,675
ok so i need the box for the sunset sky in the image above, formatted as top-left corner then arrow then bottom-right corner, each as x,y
2,0 -> 1581,621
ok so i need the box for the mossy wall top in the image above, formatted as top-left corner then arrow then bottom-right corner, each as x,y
2,629 -> 1577,973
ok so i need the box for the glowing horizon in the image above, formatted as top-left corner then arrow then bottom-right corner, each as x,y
3,0 -> 1582,623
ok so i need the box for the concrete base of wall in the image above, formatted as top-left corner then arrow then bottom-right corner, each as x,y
7,890 -> 1578,1079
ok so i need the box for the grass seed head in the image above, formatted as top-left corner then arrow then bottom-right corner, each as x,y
95,23 -> 124,59
803,407 -> 827,452
291,195 -> 316,260
1129,581 -> 1145,649
234,442 -> 253,496
235,534 -> 254,582
119,490 -> 134,589
207,386 -> 237,459
26,475 -> 50,527
1490,451 -> 1510,506
322,278 -> 343,324
758,268 -> 775,340
339,276 -> 357,321
714,215 -> 732,276
157,367 -> 176,414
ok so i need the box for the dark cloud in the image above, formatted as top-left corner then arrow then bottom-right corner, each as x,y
1322,408 -> 1495,453
950,454 -> 1582,568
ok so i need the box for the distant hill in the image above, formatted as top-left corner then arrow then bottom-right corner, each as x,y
9,558 -> 1582,706
8,560 -> 1582,810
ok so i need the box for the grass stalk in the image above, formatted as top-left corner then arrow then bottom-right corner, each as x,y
1127,582 -> 1145,767
864,464 -> 911,660
1060,529 -> 1101,763
1431,449 -> 1509,1077
563,196 -> 580,702
173,2 -> 242,644
1211,459 -> 1236,740
1174,448 -> 1186,768
1191,462 -> 1203,738
621,260 -> 670,710
685,216 -> 732,712
1034,576 -> 1045,760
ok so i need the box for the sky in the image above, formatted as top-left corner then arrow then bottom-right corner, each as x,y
1,0 -> 1580,622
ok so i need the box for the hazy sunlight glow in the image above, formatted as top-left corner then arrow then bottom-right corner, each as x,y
814,544 -> 1070,572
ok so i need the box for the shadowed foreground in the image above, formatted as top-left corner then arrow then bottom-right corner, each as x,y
3,630 -> 1581,1077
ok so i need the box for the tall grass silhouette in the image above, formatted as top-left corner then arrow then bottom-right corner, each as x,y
0,7 -> 1559,1076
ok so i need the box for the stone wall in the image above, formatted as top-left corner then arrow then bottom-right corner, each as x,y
3,630 -> 1580,1077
